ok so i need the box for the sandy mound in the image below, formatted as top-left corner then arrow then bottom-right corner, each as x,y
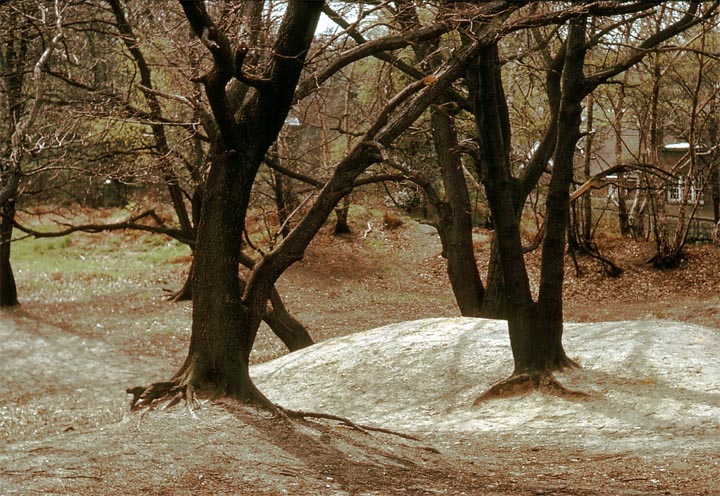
254,317 -> 720,454
2,314 -> 719,494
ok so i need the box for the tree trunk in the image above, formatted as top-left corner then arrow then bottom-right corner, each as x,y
507,304 -> 573,375
172,258 -> 314,352
128,0 -> 323,410
0,201 -> 18,307
264,288 -> 314,351
430,103 -> 484,316
532,17 -> 587,372
480,241 -> 508,319
333,197 -> 351,235
470,30 -> 585,381
469,43 -> 540,358
167,150 -> 271,406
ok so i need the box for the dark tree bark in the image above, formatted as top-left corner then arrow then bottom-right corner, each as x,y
130,0 -> 324,410
469,43 -> 541,369
430,103 -> 484,316
531,17 -> 587,373
480,34 -> 565,321
476,3 -> 717,374
468,30 -> 584,398
0,201 -> 18,307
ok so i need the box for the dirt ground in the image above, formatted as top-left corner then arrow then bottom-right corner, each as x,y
1,213 -> 719,495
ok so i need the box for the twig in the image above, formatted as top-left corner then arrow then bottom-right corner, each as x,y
362,222 -> 373,239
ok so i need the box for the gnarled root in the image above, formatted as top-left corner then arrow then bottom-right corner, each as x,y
474,372 -> 590,404
127,378 -> 279,415
282,408 -> 422,442
127,381 -> 197,412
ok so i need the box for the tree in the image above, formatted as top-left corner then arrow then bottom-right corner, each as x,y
468,1 -> 719,397
0,0 -> 64,306
104,0 -> 315,350
130,0 -> 526,410
128,0 -> 326,408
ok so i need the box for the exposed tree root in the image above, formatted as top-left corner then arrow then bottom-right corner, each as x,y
282,408 -> 422,441
127,385 -> 424,444
128,379 -> 280,415
474,372 -> 590,404
127,381 -> 198,412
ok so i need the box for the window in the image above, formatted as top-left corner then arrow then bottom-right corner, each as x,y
667,176 -> 704,204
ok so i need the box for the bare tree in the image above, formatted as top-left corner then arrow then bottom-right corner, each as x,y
0,0 -> 65,306
129,0 -> 523,411
467,1 -> 719,397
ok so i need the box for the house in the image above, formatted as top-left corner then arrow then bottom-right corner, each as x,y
577,126 -> 719,240
657,142 -> 717,240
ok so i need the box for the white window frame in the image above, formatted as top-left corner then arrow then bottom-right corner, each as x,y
667,176 -> 704,204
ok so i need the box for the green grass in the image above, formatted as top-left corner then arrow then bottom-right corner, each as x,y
11,225 -> 190,297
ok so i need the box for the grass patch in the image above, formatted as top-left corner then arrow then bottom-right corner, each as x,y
11,219 -> 190,299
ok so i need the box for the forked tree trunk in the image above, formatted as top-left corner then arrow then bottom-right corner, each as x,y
507,305 -> 572,375
138,0 -> 323,409
470,33 -> 580,386
0,201 -> 18,307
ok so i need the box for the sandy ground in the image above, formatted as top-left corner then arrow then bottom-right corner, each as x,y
1,217 -> 719,495
1,312 -> 718,495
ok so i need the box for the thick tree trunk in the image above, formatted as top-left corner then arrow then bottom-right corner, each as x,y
0,201 -> 18,307
127,0 -> 324,410
430,103 -> 484,316
507,305 -> 573,375
470,34 -> 579,385
167,150 -> 271,406
469,43 -> 535,328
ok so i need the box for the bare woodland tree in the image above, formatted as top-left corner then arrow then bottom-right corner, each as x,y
130,1 -> 528,410
2,1 -> 718,412
0,0 -> 64,306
